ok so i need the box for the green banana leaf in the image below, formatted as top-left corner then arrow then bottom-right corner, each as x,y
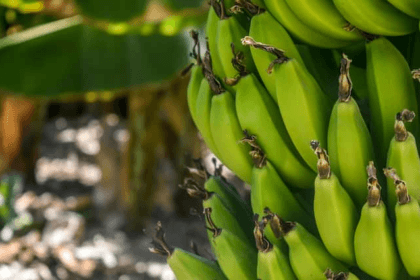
73,0 -> 148,22
0,16 -> 191,97
162,0 -> 205,11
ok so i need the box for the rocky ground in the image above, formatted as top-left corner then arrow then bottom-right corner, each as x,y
0,110 -> 213,280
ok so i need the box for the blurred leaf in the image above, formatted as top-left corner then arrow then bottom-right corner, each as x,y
0,16 -> 191,97
74,0 -> 148,22
162,0 -> 205,11
0,0 -> 43,13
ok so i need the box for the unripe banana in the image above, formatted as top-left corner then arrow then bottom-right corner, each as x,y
388,0 -> 420,19
332,0 -> 417,36
195,78 -> 222,157
265,210 -> 347,280
388,176 -> 420,277
235,72 -> 315,188
354,162 -> 402,280
203,160 -> 253,221
210,89 -> 254,183
284,0 -> 363,42
206,3 -> 225,80
217,15 -> 256,86
150,222 -> 228,280
254,215 -> 297,280
263,0 -> 352,48
186,31 -> 204,128
311,141 -> 358,266
205,208 -> 258,280
247,10 -> 304,101
250,154 -> 317,238
274,57 -> 332,171
324,269 -> 360,280
385,110 -> 420,221
241,40 -> 332,171
296,44 -> 339,102
366,37 -> 418,166
183,179 -> 253,245
242,38 -> 332,171
328,55 -> 374,209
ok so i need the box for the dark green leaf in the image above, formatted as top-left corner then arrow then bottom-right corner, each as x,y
74,0 -> 148,22
0,16 -> 191,97
162,0 -> 205,11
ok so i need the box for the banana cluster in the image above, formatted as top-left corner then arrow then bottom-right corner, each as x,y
151,0 -> 420,279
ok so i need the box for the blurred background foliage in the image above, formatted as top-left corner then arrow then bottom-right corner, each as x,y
0,0 -> 208,230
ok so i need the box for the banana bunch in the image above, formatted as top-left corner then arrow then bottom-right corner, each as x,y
152,0 -> 420,279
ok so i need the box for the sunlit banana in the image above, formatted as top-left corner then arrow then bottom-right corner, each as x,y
284,0 -> 363,42
386,174 -> 420,277
311,141 -> 358,266
186,31 -> 204,128
263,0 -> 353,48
254,215 -> 297,280
265,209 -> 347,280
246,7 -> 304,101
242,39 -> 332,171
354,162 -> 402,280
150,222 -> 228,280
366,37 -> 418,166
216,8 -> 256,89
328,55 -> 374,208
324,269 -> 360,280
332,0 -> 418,35
235,71 -> 316,188
206,2 -> 225,80
209,87 -> 253,183
385,110 -> 420,222
205,208 -> 258,280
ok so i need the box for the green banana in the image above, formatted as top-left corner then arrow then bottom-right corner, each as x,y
354,162 -> 402,280
205,208 -> 258,280
274,57 -> 332,171
254,215 -> 297,280
235,72 -> 316,188
247,9 -> 304,101
296,44 -> 340,102
150,222 -> 228,280
265,210 -> 348,280
311,141 -> 358,266
327,55 -> 374,208
194,78 -> 222,158
183,179 -> 254,245
203,160 -> 253,221
250,154 -> 317,238
366,37 -> 418,166
242,42 -> 332,171
186,31 -> 204,128
388,0 -> 420,19
332,0 -> 417,36
206,3 -> 225,80
385,110 -> 420,221
324,269 -> 360,280
210,89 -> 254,183
263,0 -> 353,48
217,14 -> 256,85
284,0 -> 363,42
388,176 -> 420,277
